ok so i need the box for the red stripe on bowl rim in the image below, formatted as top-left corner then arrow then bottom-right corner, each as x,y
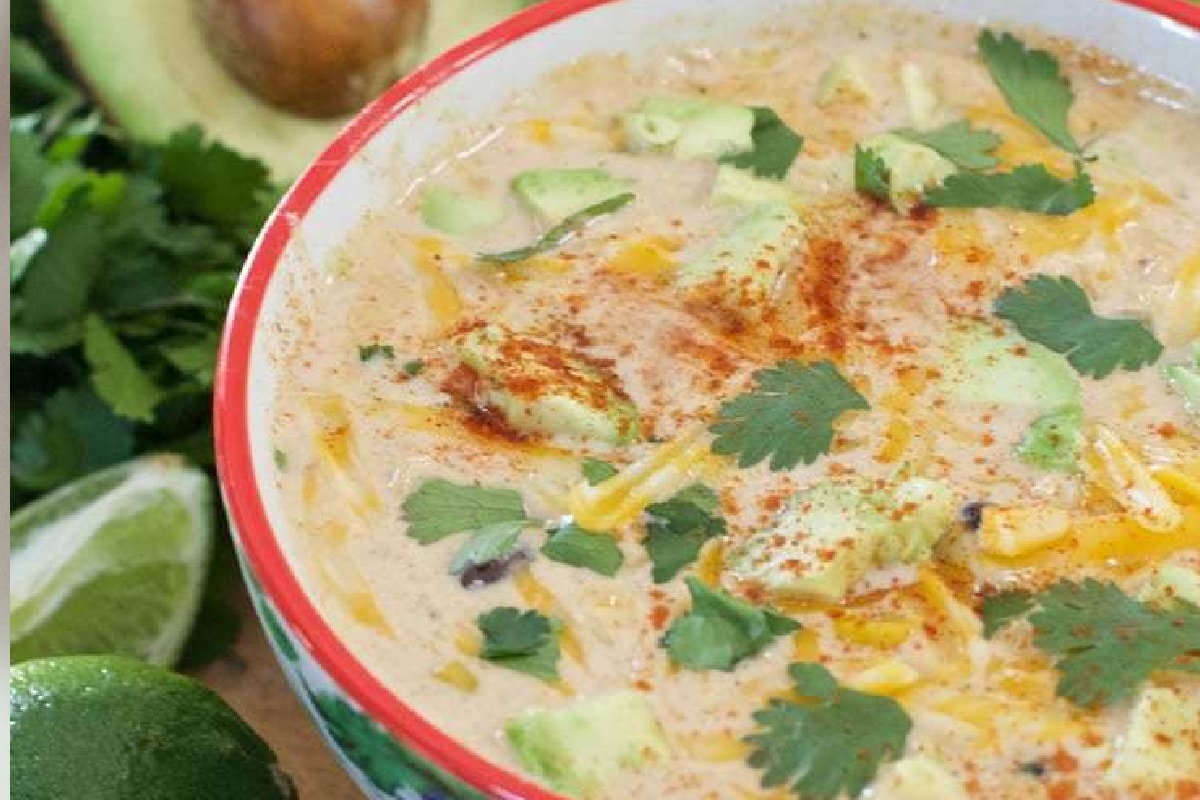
214,0 -> 1200,797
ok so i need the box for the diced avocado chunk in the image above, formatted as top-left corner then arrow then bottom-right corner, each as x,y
710,165 -> 798,207
622,97 -> 754,160
421,186 -> 504,236
455,325 -> 640,444
873,756 -> 968,800
1105,687 -> 1200,791
511,169 -> 633,223
941,322 -> 1081,410
505,691 -> 670,799
1162,342 -> 1200,421
726,476 -> 955,602
1016,405 -> 1084,472
860,133 -> 956,211
899,63 -> 942,130
1139,562 -> 1200,606
815,53 -> 874,106
676,201 -> 803,318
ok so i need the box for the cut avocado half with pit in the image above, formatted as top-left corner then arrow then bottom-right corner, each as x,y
43,0 -> 542,181
43,0 -> 352,181
506,691 -> 670,799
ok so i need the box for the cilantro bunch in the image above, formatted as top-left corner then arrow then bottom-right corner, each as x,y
11,25 -> 277,509
11,18 -> 277,666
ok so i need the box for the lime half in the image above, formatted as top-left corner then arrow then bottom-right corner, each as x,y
10,455 -> 213,666
12,655 -> 296,800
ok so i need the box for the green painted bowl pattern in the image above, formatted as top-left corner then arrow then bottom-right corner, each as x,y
238,560 -> 488,800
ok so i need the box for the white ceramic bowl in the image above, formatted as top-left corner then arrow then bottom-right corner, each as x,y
214,1 -> 1200,797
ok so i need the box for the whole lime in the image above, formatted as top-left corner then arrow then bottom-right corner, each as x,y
11,655 -> 297,800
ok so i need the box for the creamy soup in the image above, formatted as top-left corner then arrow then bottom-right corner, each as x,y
265,6 -> 1200,799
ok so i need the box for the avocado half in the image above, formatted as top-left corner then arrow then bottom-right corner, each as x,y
43,0 -> 538,181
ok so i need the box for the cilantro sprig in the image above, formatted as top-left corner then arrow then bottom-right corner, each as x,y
710,360 -> 869,471
895,120 -> 1001,170
995,275 -> 1163,378
477,192 -> 635,264
978,30 -> 1082,156
401,478 -> 528,543
541,522 -> 624,577
643,484 -> 726,583
924,164 -> 1095,215
663,577 -> 798,671
580,457 -> 618,485
745,663 -> 913,799
984,579 -> 1200,707
477,607 -> 561,681
719,107 -> 804,180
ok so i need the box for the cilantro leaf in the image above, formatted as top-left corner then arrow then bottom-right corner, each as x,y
980,590 -> 1035,638
978,30 -> 1081,156
161,334 -> 220,389
11,386 -> 135,493
1027,579 -> 1200,707
644,485 -> 726,583
663,577 -> 798,671
853,146 -> 891,202
158,126 -> 273,227
894,120 -> 1001,170
541,522 -> 624,576
581,457 -> 618,485
478,192 -> 635,264
17,191 -> 104,326
924,164 -> 1095,215
11,130 -> 49,237
710,360 -> 869,471
402,359 -> 425,377
358,343 -> 395,362
477,607 -> 561,681
401,478 -> 528,543
719,107 -> 804,180
450,520 -> 526,575
82,314 -> 165,423
745,663 -> 913,800
994,274 -> 1163,378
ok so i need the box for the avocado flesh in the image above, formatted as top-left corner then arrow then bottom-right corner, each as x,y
45,0 -> 538,181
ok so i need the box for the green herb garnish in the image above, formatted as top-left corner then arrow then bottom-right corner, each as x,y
402,359 -> 426,377
401,478 -> 528,543
580,457 -> 618,485
983,579 -> 1200,707
745,663 -> 913,800
710,360 -> 869,471
980,590 -> 1035,638
541,522 -> 624,577
82,313 -> 165,423
358,343 -> 395,362
478,192 -> 635,264
977,30 -> 1082,156
450,520 -> 526,575
477,607 -> 561,681
995,274 -> 1163,378
719,107 -> 804,180
923,164 -> 1094,215
663,577 -> 798,671
644,484 -> 725,583
895,120 -> 1001,170
853,145 -> 892,202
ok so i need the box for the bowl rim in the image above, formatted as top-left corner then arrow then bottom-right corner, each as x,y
214,0 -> 1200,797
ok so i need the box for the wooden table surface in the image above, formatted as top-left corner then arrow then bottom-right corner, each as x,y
192,589 -> 362,799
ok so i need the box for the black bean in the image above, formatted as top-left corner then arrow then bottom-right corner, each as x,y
459,550 -> 530,589
960,501 -> 991,531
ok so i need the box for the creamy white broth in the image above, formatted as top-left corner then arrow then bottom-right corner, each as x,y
266,6 -> 1200,799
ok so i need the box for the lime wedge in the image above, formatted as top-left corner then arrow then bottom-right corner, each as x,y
10,455 -> 213,666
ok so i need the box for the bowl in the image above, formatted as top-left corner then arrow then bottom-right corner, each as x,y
214,1 -> 1200,797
